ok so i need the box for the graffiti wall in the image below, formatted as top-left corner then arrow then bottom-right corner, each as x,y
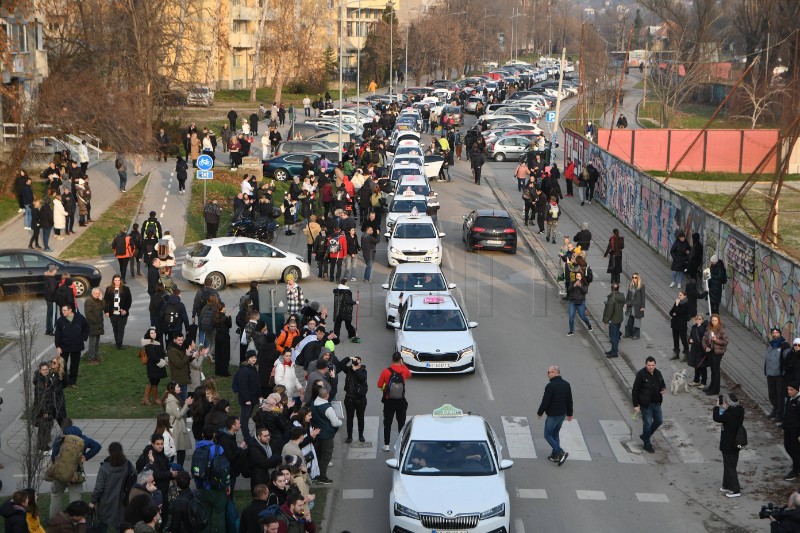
564,129 -> 800,341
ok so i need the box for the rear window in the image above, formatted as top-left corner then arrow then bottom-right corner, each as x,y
475,216 -> 513,229
189,244 -> 211,257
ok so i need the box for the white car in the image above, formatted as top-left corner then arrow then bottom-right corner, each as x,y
385,214 -> 444,267
181,237 -> 310,290
391,294 -> 477,374
382,264 -> 456,326
387,404 -> 513,532
385,192 -> 429,236
389,161 -> 425,185
393,174 -> 430,198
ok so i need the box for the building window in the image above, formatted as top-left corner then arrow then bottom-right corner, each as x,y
231,0 -> 240,6
232,20 -> 244,33
13,23 -> 28,53
35,21 -> 44,51
346,22 -> 352,37
233,54 -> 241,67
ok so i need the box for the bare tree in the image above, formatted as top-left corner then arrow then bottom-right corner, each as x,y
732,64 -> 791,127
10,293 -> 49,491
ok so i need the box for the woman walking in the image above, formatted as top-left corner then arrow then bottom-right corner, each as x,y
175,155 -> 188,194
566,271 -> 592,336
104,275 -> 132,349
90,442 -> 136,533
623,273 -> 646,339
49,356 -> 68,426
163,383 -> 193,467
141,327 -> 168,405
669,290 -> 690,360
686,232 -> 704,280
343,227 -> 361,282
688,315 -> 709,388
603,229 -> 624,284
702,313 -> 729,395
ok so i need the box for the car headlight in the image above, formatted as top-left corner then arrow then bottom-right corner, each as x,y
394,502 -> 419,519
457,345 -> 474,358
480,503 -> 505,519
430,246 -> 440,254
295,255 -> 306,263
92,269 -> 100,276
400,345 -> 419,358
389,246 -> 400,254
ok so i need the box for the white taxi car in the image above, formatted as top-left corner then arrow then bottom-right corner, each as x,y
391,294 -> 477,374
387,404 -> 513,532
392,174 -> 430,197
382,263 -> 456,326
385,213 -> 444,267
385,191 -> 429,237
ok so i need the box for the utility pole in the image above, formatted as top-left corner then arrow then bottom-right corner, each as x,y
389,1 -> 394,95
338,0 -> 344,162
405,24 -> 409,89
551,47 -> 567,165
356,0 -> 361,122
643,42 -> 648,107
578,23 -> 585,132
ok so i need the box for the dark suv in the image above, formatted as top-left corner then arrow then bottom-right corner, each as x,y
462,210 -> 517,254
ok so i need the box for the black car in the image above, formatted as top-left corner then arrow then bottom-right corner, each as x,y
0,249 -> 103,299
462,210 -> 517,254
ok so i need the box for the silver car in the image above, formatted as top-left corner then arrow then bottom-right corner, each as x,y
487,135 -> 532,162
464,96 -> 484,114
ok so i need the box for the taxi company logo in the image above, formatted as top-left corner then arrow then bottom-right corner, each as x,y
446,510 -> 453,515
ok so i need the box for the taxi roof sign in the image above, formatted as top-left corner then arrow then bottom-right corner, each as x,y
433,404 -> 464,417
409,206 -> 420,217
423,296 -> 445,304
402,188 -> 416,197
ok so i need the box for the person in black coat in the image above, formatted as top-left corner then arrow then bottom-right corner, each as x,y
708,255 -> 727,314
54,304 -> 90,387
175,155 -> 189,194
165,471 -> 195,533
684,278 -> 708,318
29,200 -> 42,248
631,356 -> 666,453
236,351 -> 261,442
248,427 -> 282,493
670,232 -> 691,288
669,290 -> 691,360
604,229 -> 625,285
134,434 -> 175,519
239,483 -> 270,533
713,394 -> 744,497
686,232 -> 704,280
536,366 -> 573,464
689,316 -> 709,387
215,416 -> 247,492
0,492 -> 28,533
332,279 -> 357,339
256,332 -> 279,397
213,303 -> 233,377
339,356 -> 368,443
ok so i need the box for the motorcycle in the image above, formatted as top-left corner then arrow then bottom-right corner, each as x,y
228,217 -> 278,244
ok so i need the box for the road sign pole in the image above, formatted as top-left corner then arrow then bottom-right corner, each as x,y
203,179 -> 207,237
550,47 -> 567,166
196,155 -> 215,238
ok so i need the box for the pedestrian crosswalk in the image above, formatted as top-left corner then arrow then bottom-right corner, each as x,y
348,414 -> 756,467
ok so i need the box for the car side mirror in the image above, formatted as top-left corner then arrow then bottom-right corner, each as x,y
499,459 -> 514,470
462,215 -> 467,220
439,232 -> 446,237
390,321 -> 401,329
381,283 -> 390,290
384,232 -> 391,238
386,458 -> 399,469
448,283 -> 457,289
468,321 -> 478,329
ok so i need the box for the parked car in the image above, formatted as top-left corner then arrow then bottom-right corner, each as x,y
182,237 -> 310,290
186,86 -> 214,107
462,209 -> 517,254
276,140 -> 339,162
463,96 -> 485,114
0,249 -> 102,298
486,135 -> 532,162
262,152 -> 333,181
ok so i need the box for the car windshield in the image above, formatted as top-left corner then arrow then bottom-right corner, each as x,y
391,273 -> 447,291
390,199 -> 428,214
402,441 -> 495,475
393,223 -> 436,239
396,147 -> 422,157
190,244 -> 211,257
391,167 -> 422,180
397,184 -> 429,196
403,309 -> 466,331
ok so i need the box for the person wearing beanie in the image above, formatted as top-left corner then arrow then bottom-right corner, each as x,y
303,356 -> 333,405
713,393 -> 745,497
765,326 -> 792,422
708,254 -> 727,314
573,222 -> 592,251
783,383 -> 800,481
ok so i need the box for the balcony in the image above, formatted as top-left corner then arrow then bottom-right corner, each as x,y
229,33 -> 255,49
231,5 -> 274,21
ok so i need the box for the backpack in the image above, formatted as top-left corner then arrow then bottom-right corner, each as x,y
191,444 -> 230,490
199,304 -> 215,333
142,219 -> 159,238
327,236 -> 341,255
187,492 -> 209,530
585,266 -> 594,284
46,434 -> 85,484
735,423 -> 748,449
165,303 -> 180,328
548,203 -> 560,219
385,368 -> 405,400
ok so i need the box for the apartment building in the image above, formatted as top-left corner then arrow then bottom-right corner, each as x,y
0,4 -> 49,122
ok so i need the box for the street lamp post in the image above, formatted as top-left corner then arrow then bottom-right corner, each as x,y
510,10 -> 525,63
389,1 -> 394,95
339,0 -> 344,162
482,9 -> 497,66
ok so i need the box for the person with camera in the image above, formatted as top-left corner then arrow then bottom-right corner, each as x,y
340,356 -> 368,444
713,393 -> 744,498
767,493 -> 800,531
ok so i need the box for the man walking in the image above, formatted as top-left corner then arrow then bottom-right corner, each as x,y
48,418 -> 102,520
377,352 -> 411,452
332,278 -> 357,340
713,393 -> 744,497
204,200 -> 222,239
114,153 -> 128,193
602,283 -> 625,358
536,366 -> 573,466
632,356 -> 666,453
54,304 -> 90,387
111,228 -> 134,283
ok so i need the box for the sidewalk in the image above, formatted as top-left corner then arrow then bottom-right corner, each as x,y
483,166 -> 772,413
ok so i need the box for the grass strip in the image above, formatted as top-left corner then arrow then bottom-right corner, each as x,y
60,176 -> 148,259
650,170 -> 800,181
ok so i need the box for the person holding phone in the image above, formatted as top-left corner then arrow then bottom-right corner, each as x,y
340,356 -> 368,444
713,393 -> 744,497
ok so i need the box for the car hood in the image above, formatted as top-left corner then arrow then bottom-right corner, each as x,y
393,474 -> 505,514
389,237 -> 439,251
397,329 -> 473,348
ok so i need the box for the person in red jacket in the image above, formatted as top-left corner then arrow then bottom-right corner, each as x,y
564,158 -> 576,197
326,227 -> 347,283
377,352 -> 412,452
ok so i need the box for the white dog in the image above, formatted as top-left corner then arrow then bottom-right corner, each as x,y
671,369 -> 689,394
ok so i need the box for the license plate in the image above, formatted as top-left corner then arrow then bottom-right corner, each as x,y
432,530 -> 468,533
423,256 -> 432,262
427,362 -> 450,368
486,240 -> 504,245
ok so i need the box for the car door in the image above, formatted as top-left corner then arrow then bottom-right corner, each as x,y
245,242 -> 284,281
217,243 -> 247,283
462,211 -> 475,241
282,154 -> 306,177
20,252 -> 53,294
0,252 -> 24,295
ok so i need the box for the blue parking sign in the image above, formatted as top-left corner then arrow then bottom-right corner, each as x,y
546,111 -> 556,123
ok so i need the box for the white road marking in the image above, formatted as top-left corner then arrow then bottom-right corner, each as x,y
474,352 -> 495,401
342,489 -> 373,499
636,493 -> 670,503
558,419 -> 591,460
599,420 -> 647,464
576,490 -> 606,501
517,489 -> 547,499
660,418 -> 707,463
514,518 -> 526,533
347,416 -> 378,460
7,346 -> 52,383
501,416 -> 537,458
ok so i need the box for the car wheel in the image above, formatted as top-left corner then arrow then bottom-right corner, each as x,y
274,168 -> 289,181
206,271 -> 227,290
282,266 -> 301,282
72,277 -> 90,298
508,246 -> 517,255
494,152 -> 506,162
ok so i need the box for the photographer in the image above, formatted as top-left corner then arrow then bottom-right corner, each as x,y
713,393 -> 744,498
340,356 -> 368,444
770,493 -> 800,532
